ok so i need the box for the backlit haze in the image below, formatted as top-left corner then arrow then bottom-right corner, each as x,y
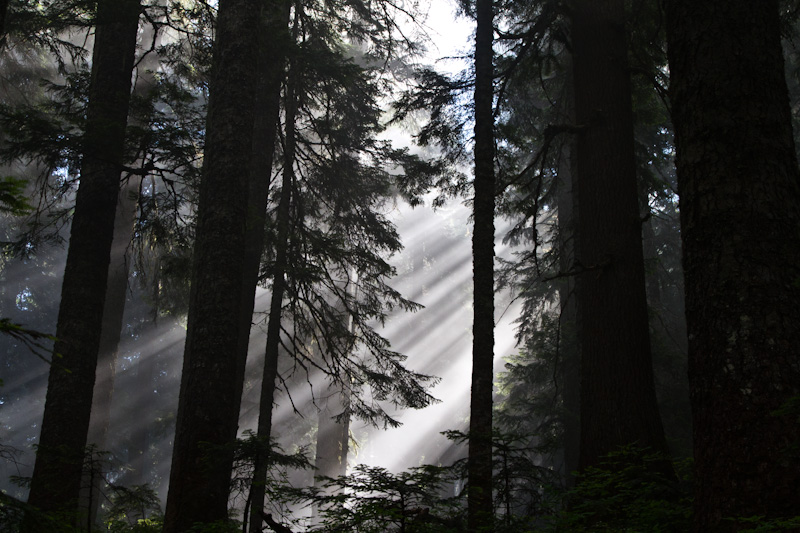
0,0 -> 525,508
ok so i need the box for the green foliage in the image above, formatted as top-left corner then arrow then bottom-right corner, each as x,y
442,428 -> 560,523
0,176 -> 33,216
103,484 -> 162,532
106,517 -> 163,533
730,515 -> 800,532
0,491 -> 83,533
308,463 -> 464,532
544,446 -> 692,532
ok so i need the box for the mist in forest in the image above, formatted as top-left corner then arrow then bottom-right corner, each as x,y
2,0 -> 799,531
0,195 -> 522,506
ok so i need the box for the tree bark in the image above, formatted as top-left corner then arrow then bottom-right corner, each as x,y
81,21 -> 164,525
468,0 -> 495,530
570,0 -> 669,470
79,175 -> 139,527
232,0 -> 290,428
26,0 -> 140,517
247,33 -> 297,533
162,0 -> 260,530
310,288 -> 354,525
665,1 -> 800,530
556,85 -> 580,486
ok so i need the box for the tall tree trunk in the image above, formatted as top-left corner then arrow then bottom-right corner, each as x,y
665,1 -> 800,530
570,0 -> 669,470
81,22 -> 163,525
556,92 -> 580,486
468,0 -> 495,530
233,0 -> 290,426
162,0 -> 260,530
313,384 -> 349,476
246,39 -> 298,533
0,0 -> 8,43
26,0 -> 140,518
79,175 -> 139,528
311,285 -> 354,525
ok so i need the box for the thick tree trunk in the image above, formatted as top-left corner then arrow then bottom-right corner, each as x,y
81,23 -> 163,524
247,47 -> 297,533
26,0 -> 140,518
665,1 -> 800,530
80,175 -> 139,527
162,0 -> 260,530
556,104 -> 580,486
570,0 -> 669,470
467,0 -> 495,530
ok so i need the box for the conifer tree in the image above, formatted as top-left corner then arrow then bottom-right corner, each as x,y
247,10 -> 297,529
468,0 -> 495,530
163,0 -> 262,529
245,3 -> 440,527
26,0 -> 141,517
569,0 -> 669,471
666,1 -> 800,529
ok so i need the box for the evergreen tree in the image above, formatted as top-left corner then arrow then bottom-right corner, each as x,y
26,0 -> 141,517
569,0 -> 670,471
163,0 -> 262,529
666,1 -> 800,529
233,0 -> 291,453
81,16 -> 166,526
245,2 -> 441,527
468,0 -> 495,530
247,9 -> 297,528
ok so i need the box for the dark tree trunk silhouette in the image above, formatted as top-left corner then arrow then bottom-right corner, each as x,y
247,37 -> 297,533
81,21 -> 163,524
665,1 -> 800,530
0,0 -> 8,41
233,0 -> 290,426
570,0 -> 669,470
468,0 -> 495,530
26,0 -> 141,517
556,93 -> 580,485
163,0 -> 261,529
80,175 -> 139,526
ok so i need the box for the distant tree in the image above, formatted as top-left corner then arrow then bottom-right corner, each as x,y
467,0 -> 495,530
665,1 -> 800,529
569,0 -> 670,471
246,3 -> 440,527
26,0 -> 141,518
